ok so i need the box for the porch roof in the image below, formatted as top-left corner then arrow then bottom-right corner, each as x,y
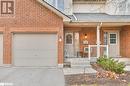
68,13 -> 130,22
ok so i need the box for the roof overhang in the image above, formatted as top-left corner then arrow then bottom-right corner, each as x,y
64,22 -> 130,27
37,0 -> 71,22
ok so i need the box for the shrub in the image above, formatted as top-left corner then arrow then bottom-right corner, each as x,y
97,56 -> 125,74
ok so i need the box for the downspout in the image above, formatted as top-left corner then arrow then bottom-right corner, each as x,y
97,22 -> 102,58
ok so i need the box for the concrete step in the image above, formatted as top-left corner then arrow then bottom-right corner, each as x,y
90,57 -> 97,63
66,58 -> 90,63
66,58 -> 89,61
71,64 -> 92,68
65,58 -> 91,68
63,67 -> 97,75
71,62 -> 91,68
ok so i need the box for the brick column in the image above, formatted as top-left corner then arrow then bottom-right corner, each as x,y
3,27 -> 12,64
58,27 -> 64,67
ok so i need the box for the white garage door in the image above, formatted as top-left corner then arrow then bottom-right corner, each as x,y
0,34 -> 3,66
13,34 -> 57,67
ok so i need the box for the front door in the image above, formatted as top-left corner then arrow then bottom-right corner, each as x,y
104,31 -> 120,57
64,32 -> 80,58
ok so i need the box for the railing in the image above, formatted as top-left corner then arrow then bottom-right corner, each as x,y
88,45 -> 109,60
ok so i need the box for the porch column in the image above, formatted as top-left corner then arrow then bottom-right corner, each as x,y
97,23 -> 102,58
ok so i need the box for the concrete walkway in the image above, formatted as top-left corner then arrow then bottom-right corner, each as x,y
64,58 -> 97,75
0,67 -> 65,86
63,67 -> 97,75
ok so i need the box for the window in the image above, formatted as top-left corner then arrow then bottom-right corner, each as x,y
65,33 -> 73,44
57,0 -> 64,11
44,0 -> 64,12
73,0 -> 106,4
119,1 -> 126,13
44,0 -> 55,6
1,1 -> 14,14
109,33 -> 117,44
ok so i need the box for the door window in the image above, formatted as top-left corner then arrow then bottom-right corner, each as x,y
109,33 -> 117,44
65,33 -> 73,45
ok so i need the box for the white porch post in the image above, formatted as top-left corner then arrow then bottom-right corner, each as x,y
88,45 -> 91,60
97,23 -> 102,58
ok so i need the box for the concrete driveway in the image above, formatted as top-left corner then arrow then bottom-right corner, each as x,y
0,67 -> 65,86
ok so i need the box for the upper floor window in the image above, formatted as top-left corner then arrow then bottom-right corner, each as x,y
1,1 -> 14,14
73,0 -> 107,4
44,0 -> 64,12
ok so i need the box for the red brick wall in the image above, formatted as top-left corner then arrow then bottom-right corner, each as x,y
120,26 -> 130,58
0,0 -> 64,64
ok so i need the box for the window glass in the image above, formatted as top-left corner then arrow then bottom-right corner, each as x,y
110,34 -> 116,44
44,0 -> 64,12
44,0 -> 55,6
66,34 -> 73,44
57,0 -> 64,11
110,34 -> 116,38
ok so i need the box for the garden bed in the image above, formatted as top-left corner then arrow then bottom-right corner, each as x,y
65,63 -> 130,86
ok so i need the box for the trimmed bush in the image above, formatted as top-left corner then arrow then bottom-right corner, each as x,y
97,56 -> 125,74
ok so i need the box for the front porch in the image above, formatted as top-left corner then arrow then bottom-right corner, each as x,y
63,24 -> 130,66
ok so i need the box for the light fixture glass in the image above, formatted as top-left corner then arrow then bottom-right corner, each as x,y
59,36 -> 62,42
84,34 -> 87,39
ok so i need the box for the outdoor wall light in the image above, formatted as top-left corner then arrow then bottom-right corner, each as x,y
59,36 -> 62,42
84,34 -> 87,39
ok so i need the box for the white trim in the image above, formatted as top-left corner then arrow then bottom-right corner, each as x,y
109,32 -> 117,45
88,45 -> 91,60
107,45 -> 109,57
97,25 -> 101,58
88,45 -> 109,59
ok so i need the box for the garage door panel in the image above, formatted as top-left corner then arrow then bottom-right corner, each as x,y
14,42 -> 57,49
13,34 -> 57,67
14,51 -> 57,58
14,57 -> 57,66
14,39 -> 57,50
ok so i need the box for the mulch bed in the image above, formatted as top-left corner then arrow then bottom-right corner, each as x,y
65,63 -> 130,86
